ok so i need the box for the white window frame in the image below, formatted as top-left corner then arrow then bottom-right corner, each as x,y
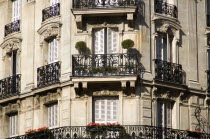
48,38 -> 58,64
12,0 -> 20,21
9,114 -> 18,137
94,97 -> 118,124
48,104 -> 58,128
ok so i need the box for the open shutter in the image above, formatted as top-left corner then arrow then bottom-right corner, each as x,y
107,28 -> 118,54
156,35 -> 163,60
166,102 -> 172,128
94,29 -> 104,54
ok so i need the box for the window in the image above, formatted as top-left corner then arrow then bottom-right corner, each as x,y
94,97 -> 118,123
208,49 -> 210,70
48,38 -> 58,63
9,114 -> 18,137
5,51 -> 18,76
157,100 -> 172,128
156,33 -> 177,62
50,0 -> 60,6
93,28 -> 118,54
207,0 -> 210,26
48,104 -> 58,128
12,0 -> 20,21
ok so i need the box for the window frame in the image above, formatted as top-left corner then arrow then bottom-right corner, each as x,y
9,113 -> 18,137
47,103 -> 58,129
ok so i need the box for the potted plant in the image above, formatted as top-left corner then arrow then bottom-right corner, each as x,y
105,66 -> 118,74
25,127 -> 52,139
121,39 -> 134,53
75,41 -> 87,54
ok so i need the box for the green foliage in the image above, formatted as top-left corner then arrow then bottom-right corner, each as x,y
75,41 -> 87,53
121,39 -> 134,49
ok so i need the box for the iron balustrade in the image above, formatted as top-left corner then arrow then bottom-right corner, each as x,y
155,1 -> 178,18
154,59 -> 183,84
73,0 -> 140,9
37,61 -> 61,88
42,3 -> 60,22
4,20 -> 20,37
0,74 -> 21,99
72,53 -> 140,77
7,125 -> 210,139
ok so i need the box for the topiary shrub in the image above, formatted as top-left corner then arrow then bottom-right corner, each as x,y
75,41 -> 87,54
121,39 -> 134,49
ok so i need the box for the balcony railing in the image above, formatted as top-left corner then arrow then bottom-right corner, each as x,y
37,61 -> 61,88
42,3 -> 60,22
73,0 -> 140,9
4,20 -> 20,37
72,53 -> 140,77
7,125 -> 210,139
154,59 -> 183,84
155,1 -> 178,18
0,74 -> 21,99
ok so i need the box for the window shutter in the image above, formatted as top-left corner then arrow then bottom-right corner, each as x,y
94,29 -> 104,54
156,35 -> 162,59
166,102 -> 172,128
107,28 -> 118,54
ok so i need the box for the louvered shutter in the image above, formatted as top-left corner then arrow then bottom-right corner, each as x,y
107,28 -> 118,54
12,0 -> 20,21
163,36 -> 167,61
156,35 -> 163,59
94,29 -> 104,54
166,102 -> 172,128
157,101 -> 164,127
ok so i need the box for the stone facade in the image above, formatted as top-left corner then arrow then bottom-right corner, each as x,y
0,0 -> 209,138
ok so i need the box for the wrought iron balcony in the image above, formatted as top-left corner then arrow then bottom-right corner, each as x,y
0,74 -> 21,99
7,125 -> 210,139
154,59 -> 183,84
72,53 -> 140,77
37,61 -> 61,88
4,20 -> 20,37
42,3 -> 60,22
155,1 -> 178,18
73,0 -> 140,9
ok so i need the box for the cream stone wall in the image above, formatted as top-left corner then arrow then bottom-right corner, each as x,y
0,0 -> 210,138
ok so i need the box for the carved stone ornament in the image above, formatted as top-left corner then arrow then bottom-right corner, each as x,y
154,89 -> 180,101
0,38 -> 22,56
43,91 -> 60,105
34,94 -> 40,107
93,90 -> 120,96
37,22 -> 62,41
4,102 -> 20,114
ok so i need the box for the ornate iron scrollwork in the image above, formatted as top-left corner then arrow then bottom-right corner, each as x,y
4,20 -> 20,37
0,74 -> 21,99
195,107 -> 209,133
73,0 -> 140,9
42,3 -> 60,22
155,1 -> 178,18
37,61 -> 61,88
72,53 -> 140,77
154,59 -> 183,84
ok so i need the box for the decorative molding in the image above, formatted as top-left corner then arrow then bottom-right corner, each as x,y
34,94 -> 40,107
0,37 -> 22,56
93,90 -> 120,96
4,102 -> 20,114
43,90 -> 61,105
37,22 -> 62,41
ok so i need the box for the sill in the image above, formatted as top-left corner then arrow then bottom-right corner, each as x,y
41,15 -> 61,25
153,13 -> 180,24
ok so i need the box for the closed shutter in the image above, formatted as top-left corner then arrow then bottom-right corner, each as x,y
48,39 -> 58,63
166,102 -> 172,128
12,0 -> 20,21
9,114 -> 18,137
94,29 -> 105,54
107,28 -> 118,54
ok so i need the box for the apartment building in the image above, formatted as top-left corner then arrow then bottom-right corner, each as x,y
0,0 -> 209,138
